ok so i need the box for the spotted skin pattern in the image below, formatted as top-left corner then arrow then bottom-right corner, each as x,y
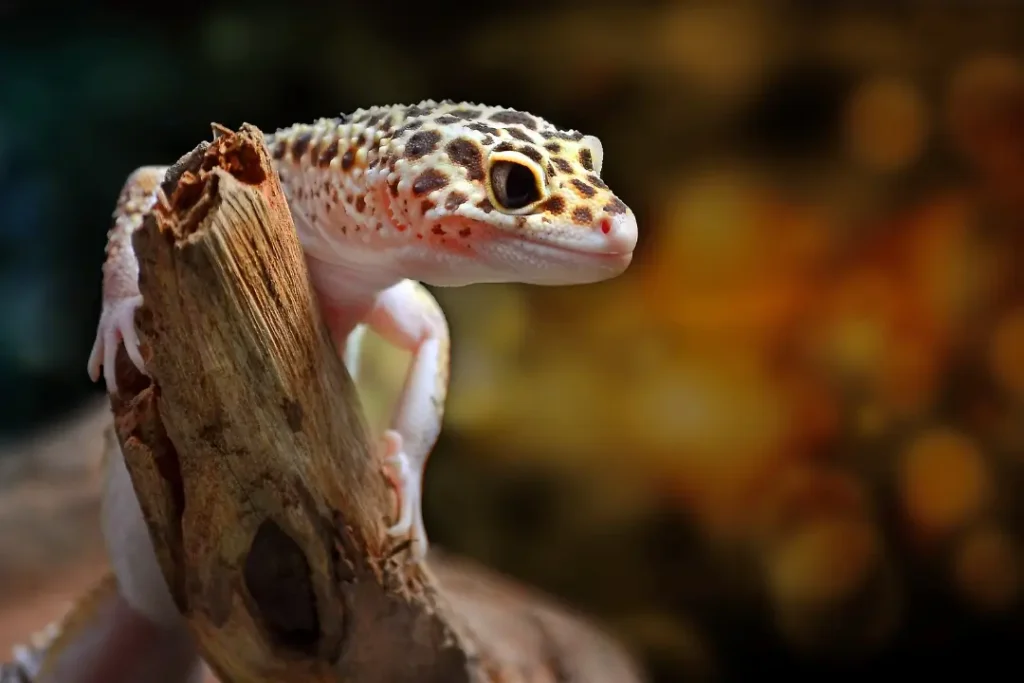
267,101 -> 634,290
74,100 -> 637,683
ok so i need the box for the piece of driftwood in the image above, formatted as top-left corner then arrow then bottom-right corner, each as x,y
102,123 -> 645,683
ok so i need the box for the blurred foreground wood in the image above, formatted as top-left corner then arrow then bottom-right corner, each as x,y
0,400 -> 111,654
100,123 -> 646,682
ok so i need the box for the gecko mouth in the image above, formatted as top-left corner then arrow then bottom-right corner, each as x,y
513,233 -> 634,260
489,232 -> 633,284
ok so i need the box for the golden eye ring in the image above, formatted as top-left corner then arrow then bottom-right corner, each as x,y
486,151 -> 548,213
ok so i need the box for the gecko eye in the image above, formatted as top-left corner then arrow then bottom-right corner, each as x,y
490,161 -> 541,210
487,152 -> 546,212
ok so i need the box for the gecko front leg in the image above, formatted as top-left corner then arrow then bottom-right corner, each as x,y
346,279 -> 449,562
87,166 -> 168,394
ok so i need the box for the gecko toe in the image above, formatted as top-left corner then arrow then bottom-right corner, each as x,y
103,330 -> 120,395
386,518 -> 413,538
120,318 -> 146,373
408,513 -> 429,561
86,333 -> 103,383
89,296 -> 147,395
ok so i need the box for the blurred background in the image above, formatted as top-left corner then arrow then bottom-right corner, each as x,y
2,1 -> 1024,680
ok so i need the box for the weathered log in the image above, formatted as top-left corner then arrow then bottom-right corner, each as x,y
5,123 -> 646,683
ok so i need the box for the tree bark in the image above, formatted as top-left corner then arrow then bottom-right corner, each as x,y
101,123 -> 645,683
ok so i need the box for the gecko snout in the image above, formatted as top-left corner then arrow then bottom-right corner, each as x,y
599,209 -> 638,256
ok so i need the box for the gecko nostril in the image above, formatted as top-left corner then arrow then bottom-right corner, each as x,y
600,218 -> 612,234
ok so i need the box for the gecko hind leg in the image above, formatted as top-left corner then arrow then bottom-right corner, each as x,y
358,281 -> 448,563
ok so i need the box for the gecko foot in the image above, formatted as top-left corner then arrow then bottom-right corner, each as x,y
380,430 -> 428,562
87,295 -> 146,395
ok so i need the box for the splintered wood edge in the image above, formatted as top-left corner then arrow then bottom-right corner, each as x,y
101,123 -> 646,683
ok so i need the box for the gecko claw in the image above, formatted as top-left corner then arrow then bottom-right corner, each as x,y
87,295 -> 146,395
381,430 -> 428,562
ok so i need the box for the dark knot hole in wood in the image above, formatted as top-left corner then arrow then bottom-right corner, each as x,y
243,519 -> 324,655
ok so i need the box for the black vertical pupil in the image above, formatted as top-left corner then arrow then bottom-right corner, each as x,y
491,161 -> 540,209
504,164 -> 537,206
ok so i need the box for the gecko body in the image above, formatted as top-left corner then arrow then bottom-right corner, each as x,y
89,99 -> 636,567
32,100 -> 636,683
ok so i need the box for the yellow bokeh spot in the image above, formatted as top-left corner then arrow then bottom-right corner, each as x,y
989,308 -> 1024,396
900,429 -> 992,539
766,515 -> 880,610
845,75 -> 929,172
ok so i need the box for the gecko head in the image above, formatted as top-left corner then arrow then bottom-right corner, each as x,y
385,102 -> 638,286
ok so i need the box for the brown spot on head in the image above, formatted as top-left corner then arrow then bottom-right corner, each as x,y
444,191 -> 468,211
468,122 -> 500,137
309,139 -> 323,162
432,225 -> 446,235
445,138 -> 485,181
547,162 -> 556,176
539,196 -> 566,215
553,157 -> 573,174
272,139 -> 287,160
544,142 -> 562,153
388,178 -> 399,197
507,126 -> 534,142
450,108 -> 481,120
579,148 -> 594,171
355,196 -> 366,212
476,197 -> 494,213
420,199 -> 435,214
412,168 -> 449,196
572,206 -> 593,224
490,110 -> 538,130
405,105 -> 430,117
479,135 -> 494,146
405,130 -> 441,159
518,145 -> 543,163
393,121 -> 423,137
459,227 -> 472,237
318,139 -> 338,167
290,132 -> 312,161
604,197 -> 628,215
570,178 -> 597,198
435,115 -> 459,125
341,149 -> 355,171
587,174 -> 608,189
493,141 -> 515,153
